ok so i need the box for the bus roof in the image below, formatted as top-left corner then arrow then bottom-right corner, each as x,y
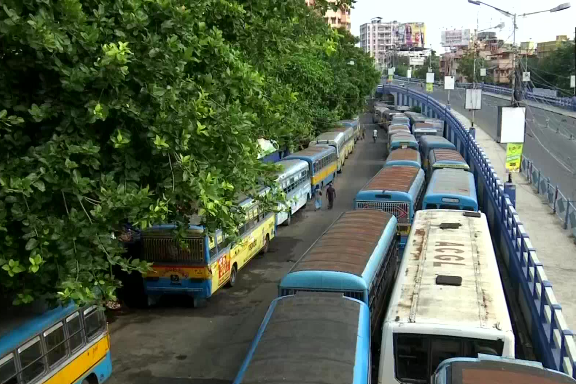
286,145 -> 336,162
430,148 -> 467,164
386,148 -> 420,163
312,131 -> 345,143
339,119 -> 359,127
419,135 -> 456,149
436,355 -> 576,384
414,122 -> 434,129
362,166 -> 421,193
428,169 -> 476,198
275,159 -> 308,179
233,293 -> 370,384
388,124 -> 410,131
387,210 -> 512,333
0,301 -> 77,358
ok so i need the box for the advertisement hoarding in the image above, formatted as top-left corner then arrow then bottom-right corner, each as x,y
397,23 -> 426,48
441,29 -> 471,47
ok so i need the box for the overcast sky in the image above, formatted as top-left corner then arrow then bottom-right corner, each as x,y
351,0 -> 576,52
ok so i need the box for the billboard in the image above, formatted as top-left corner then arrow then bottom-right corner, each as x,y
441,29 -> 471,47
396,23 -> 426,48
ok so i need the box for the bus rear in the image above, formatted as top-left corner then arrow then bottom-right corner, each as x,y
419,136 -> 457,168
423,169 -> 478,211
428,148 -> 470,176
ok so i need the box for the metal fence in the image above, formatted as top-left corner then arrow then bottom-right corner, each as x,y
520,156 -> 576,238
383,84 -> 576,378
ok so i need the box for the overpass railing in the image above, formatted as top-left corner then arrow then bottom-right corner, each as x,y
384,84 -> 576,378
393,75 -> 576,111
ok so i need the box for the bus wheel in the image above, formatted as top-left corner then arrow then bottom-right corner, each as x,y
261,234 -> 270,254
226,264 -> 238,288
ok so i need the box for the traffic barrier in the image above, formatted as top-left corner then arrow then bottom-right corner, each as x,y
383,84 -> 576,378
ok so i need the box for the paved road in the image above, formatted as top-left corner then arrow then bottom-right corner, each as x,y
106,115 -> 383,384
402,83 -> 576,199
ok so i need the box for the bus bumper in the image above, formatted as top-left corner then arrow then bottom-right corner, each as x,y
144,277 -> 211,299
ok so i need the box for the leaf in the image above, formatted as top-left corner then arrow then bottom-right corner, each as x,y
33,180 -> 45,192
25,238 -> 38,251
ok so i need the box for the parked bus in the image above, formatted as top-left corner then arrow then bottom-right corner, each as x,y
391,115 -> 411,129
428,148 -> 470,176
378,210 -> 515,384
339,119 -> 362,142
404,112 -> 426,126
383,148 -> 421,169
354,166 -> 425,241
233,293 -> 370,384
418,135 -> 457,169
330,125 -> 355,157
382,110 -> 404,128
0,302 -> 111,384
434,354 -> 576,384
389,133 -> 418,152
142,188 -> 276,306
275,159 -> 311,226
425,118 -> 445,137
412,122 -> 438,141
279,210 -> 399,335
423,169 -> 478,211
285,145 -> 337,193
310,131 -> 346,173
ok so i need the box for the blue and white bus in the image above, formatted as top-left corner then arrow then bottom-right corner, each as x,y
285,145 -> 338,194
233,293 -> 370,384
310,131 -> 347,173
433,355 -> 576,384
423,169 -> 478,211
418,135 -> 456,168
275,159 -> 311,226
354,166 -> 425,243
339,119 -> 361,142
428,148 -> 470,176
389,133 -> 419,153
279,210 -> 399,335
383,148 -> 421,169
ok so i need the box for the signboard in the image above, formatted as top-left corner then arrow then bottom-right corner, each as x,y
400,22 -> 426,48
505,143 -> 523,172
426,73 -> 434,84
497,106 -> 526,144
441,29 -> 471,47
480,68 -> 487,77
571,75 -> 575,89
426,83 -> 433,93
388,68 -> 395,75
407,69 -> 412,79
409,57 -> 425,66
465,89 -> 482,110
444,76 -> 455,90
522,72 -> 530,82
388,75 -> 393,82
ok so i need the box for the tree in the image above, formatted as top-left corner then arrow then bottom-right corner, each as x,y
458,52 -> 487,83
527,40 -> 575,96
414,50 -> 440,81
0,0 -> 376,305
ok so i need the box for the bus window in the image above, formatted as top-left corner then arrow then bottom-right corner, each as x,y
84,307 -> 104,340
430,338 -> 461,374
395,334 -> 428,383
19,336 -> 45,383
0,353 -> 17,384
440,204 -> 455,209
425,204 -> 438,209
44,322 -> 67,367
66,312 -> 84,352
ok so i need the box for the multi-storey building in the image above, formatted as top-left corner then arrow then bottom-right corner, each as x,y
306,0 -> 351,30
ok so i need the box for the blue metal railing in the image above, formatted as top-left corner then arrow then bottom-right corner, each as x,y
393,75 -> 576,111
384,84 -> 576,378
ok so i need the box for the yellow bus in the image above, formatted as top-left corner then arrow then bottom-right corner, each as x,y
330,125 -> 355,158
141,188 -> 276,307
309,131 -> 347,173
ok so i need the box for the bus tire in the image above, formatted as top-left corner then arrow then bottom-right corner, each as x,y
81,373 -> 97,384
226,264 -> 238,288
261,234 -> 270,254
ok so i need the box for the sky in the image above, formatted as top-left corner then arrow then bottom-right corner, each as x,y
350,0 -> 576,52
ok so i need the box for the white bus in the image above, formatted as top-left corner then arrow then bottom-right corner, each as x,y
275,159 -> 311,226
310,131 -> 346,173
378,209 -> 514,384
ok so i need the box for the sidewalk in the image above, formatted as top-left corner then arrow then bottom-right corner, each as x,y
483,91 -> 576,119
450,108 -> 576,329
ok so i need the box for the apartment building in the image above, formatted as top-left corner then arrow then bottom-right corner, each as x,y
306,0 -> 351,30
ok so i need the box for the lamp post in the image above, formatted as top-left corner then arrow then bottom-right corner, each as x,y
467,1 -> 571,106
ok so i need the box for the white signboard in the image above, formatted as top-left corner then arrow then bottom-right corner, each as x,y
465,89 -> 482,110
444,76 -> 455,90
426,72 -> 434,84
407,69 -> 412,79
522,72 -> 531,82
480,68 -> 487,77
409,57 -> 425,66
571,75 -> 575,88
388,68 -> 395,75
497,107 -> 526,144
441,29 -> 471,47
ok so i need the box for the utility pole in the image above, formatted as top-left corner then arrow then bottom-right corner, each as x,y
574,26 -> 575,96
510,13 -> 517,106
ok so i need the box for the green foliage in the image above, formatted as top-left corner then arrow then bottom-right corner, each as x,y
0,0 -> 375,305
528,41 -> 575,95
414,51 -> 440,81
410,106 -> 422,113
457,51 -> 493,83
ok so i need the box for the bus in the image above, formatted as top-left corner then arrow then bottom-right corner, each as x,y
0,302 -> 111,384
354,166 -> 426,241
275,159 -> 311,226
378,210 -> 515,384
412,122 -> 438,141
339,119 -> 362,142
310,131 -> 346,173
232,293 -> 370,384
424,118 -> 445,137
278,210 -> 399,335
389,133 -> 419,152
383,148 -> 421,169
428,148 -> 470,176
285,145 -> 337,193
330,125 -> 355,157
142,189 -> 276,306
404,112 -> 427,126
433,354 -> 576,384
423,169 -> 478,211
391,115 -> 411,129
418,136 -> 456,169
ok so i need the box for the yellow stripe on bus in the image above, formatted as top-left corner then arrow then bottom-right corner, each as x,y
45,334 -> 110,384
311,162 -> 337,186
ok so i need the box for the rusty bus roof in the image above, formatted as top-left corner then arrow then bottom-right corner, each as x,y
387,148 -> 420,162
431,148 -> 466,162
292,211 -> 395,276
414,122 -> 434,129
362,166 -> 420,193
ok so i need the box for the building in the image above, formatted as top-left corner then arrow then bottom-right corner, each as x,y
537,35 -> 569,58
520,41 -> 536,56
306,0 -> 351,30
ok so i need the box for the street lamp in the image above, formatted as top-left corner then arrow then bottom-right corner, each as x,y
467,1 -> 571,105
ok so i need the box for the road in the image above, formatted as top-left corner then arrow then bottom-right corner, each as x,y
403,83 -> 576,199
106,115 -> 383,384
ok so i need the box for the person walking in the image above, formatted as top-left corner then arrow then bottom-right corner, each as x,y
314,186 -> 322,211
362,127 -> 365,140
326,183 -> 336,210
373,129 -> 378,143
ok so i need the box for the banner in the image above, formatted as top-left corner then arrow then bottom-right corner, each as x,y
426,83 -> 433,93
505,143 -> 523,172
388,75 -> 393,82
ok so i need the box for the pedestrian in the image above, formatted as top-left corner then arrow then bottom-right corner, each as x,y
314,186 -> 322,211
326,183 -> 336,209
373,129 -> 378,143
362,127 -> 366,140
